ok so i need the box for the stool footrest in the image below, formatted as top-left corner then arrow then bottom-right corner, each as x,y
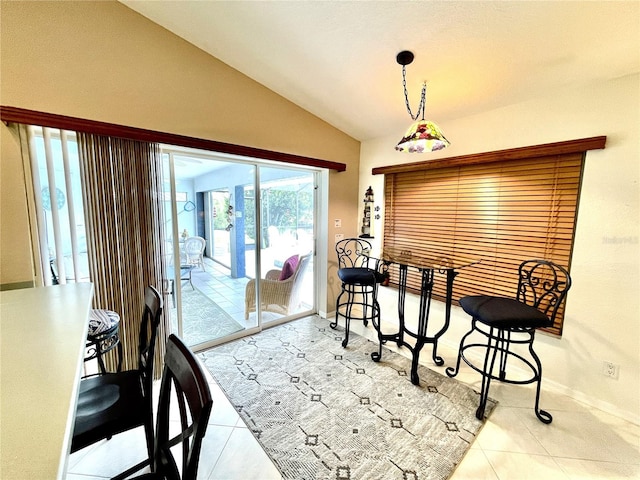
458,342 -> 541,385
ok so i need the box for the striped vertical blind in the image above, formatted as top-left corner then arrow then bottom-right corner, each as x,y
382,151 -> 587,336
77,133 -> 169,373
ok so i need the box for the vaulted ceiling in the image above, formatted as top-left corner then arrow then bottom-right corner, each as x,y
121,1 -> 640,142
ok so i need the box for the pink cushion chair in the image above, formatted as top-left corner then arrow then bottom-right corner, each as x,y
245,253 -> 311,319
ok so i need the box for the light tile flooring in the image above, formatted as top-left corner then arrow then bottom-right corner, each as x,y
67,272 -> 640,480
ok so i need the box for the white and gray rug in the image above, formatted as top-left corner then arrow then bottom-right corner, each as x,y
172,287 -> 244,347
200,316 -> 496,480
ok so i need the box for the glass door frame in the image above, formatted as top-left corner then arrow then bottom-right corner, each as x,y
163,146 -> 322,349
252,165 -> 319,329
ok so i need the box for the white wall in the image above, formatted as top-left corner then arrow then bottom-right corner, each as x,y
359,74 -> 640,423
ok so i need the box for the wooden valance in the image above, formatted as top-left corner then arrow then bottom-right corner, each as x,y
373,136 -> 606,175
0,105 -> 347,172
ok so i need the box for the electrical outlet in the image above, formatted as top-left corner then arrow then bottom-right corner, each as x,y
602,361 -> 619,379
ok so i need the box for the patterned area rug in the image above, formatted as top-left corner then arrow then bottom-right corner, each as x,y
200,316 -> 497,480
171,287 -> 244,347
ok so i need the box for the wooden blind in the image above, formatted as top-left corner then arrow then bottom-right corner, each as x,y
383,152 -> 585,336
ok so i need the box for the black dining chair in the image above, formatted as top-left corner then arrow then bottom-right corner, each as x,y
446,259 -> 572,424
131,334 -> 213,480
330,238 -> 386,347
71,285 -> 163,478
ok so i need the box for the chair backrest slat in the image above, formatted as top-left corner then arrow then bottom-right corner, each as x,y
517,260 -> 572,323
336,238 -> 374,269
154,334 -> 213,480
139,285 -> 163,400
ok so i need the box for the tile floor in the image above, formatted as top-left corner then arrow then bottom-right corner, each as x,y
67,267 -> 640,480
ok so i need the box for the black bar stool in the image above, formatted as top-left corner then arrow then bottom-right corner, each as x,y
446,259 -> 571,424
330,238 -> 385,347
85,308 -> 123,374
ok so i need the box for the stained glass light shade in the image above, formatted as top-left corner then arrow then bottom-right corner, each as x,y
395,119 -> 450,153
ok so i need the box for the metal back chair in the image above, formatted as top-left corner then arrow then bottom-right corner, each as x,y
330,238 -> 385,347
85,308 -> 123,375
446,259 -> 571,424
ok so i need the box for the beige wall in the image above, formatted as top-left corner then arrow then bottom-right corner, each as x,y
0,126 -> 35,287
360,74 -> 640,423
0,1 -> 360,309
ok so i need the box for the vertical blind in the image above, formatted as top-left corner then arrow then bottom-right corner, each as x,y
25,126 -> 88,285
19,124 -> 170,374
383,152 -> 585,336
78,133 -> 169,373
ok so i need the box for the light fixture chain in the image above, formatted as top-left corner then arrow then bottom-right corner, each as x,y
402,65 -> 426,121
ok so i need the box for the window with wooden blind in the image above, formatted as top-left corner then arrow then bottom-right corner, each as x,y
374,137 -> 605,336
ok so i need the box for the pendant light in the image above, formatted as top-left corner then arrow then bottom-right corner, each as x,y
395,51 -> 450,153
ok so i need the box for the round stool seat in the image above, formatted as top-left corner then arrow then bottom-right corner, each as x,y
338,267 -> 376,285
88,309 -> 120,337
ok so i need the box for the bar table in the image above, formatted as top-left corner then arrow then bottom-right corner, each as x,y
371,247 -> 478,385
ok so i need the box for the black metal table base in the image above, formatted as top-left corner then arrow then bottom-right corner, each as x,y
371,264 -> 457,385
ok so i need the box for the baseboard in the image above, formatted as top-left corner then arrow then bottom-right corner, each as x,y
320,309 -> 334,320
543,377 -> 640,426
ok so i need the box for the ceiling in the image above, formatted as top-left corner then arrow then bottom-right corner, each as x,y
120,1 -> 639,142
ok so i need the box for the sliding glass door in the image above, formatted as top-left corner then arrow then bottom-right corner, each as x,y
253,167 -> 315,326
163,148 -> 317,351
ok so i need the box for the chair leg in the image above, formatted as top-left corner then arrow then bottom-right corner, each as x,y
331,286 -> 352,347
498,329 -> 511,381
370,296 -> 384,362
476,326 -> 501,420
528,333 -> 553,424
445,323 -> 476,378
361,286 -> 370,327
330,287 -> 346,329
342,293 -> 354,348
144,414 -> 155,471
372,295 -> 380,331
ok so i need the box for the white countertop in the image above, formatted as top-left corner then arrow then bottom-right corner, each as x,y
1,283 -> 93,480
